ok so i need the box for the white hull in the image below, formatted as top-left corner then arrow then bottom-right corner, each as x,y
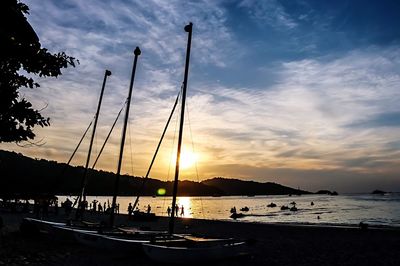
53,226 -> 184,255
142,240 -> 247,263
70,228 -> 148,253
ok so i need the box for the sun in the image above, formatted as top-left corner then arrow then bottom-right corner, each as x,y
169,147 -> 198,170
180,149 -> 197,169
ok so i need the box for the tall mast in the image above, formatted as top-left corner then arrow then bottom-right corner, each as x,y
110,47 -> 141,227
169,22 -> 193,234
78,69 -> 111,208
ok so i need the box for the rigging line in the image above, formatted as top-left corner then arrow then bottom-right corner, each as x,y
163,87 -> 182,214
132,89 -> 182,211
186,99 -> 205,219
61,118 -> 94,207
66,118 -> 94,166
91,100 -> 127,169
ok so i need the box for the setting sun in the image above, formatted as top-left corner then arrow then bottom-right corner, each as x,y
180,149 -> 197,169
168,147 -> 198,170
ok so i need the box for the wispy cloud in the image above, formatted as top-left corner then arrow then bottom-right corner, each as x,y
238,0 -> 298,29
185,47 -> 400,191
4,1 -> 400,193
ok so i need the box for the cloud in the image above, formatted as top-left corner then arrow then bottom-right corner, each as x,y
184,47 -> 400,191
4,1 -> 400,193
238,0 -> 298,29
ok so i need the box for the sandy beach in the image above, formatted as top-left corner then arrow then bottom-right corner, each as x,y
1,210 -> 400,266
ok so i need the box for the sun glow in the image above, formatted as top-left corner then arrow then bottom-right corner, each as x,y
180,149 -> 198,169
169,147 -> 198,170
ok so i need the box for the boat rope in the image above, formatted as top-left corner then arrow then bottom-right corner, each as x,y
66,118 -> 94,166
70,101 -> 126,210
132,88 -> 182,211
185,99 -> 205,219
60,117 -> 94,210
162,87 -> 182,215
91,100 -> 127,169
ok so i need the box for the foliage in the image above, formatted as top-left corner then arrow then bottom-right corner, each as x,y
0,150 -> 312,196
0,0 -> 77,143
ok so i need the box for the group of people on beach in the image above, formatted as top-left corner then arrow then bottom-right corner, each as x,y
167,205 -> 185,217
126,203 -> 186,218
126,203 -> 153,219
86,199 -> 119,214
61,198 -> 120,219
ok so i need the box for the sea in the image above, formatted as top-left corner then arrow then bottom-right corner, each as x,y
58,193 -> 400,228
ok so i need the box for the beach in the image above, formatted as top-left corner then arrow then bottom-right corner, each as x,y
1,210 -> 400,266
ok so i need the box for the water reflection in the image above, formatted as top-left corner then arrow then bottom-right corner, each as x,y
56,194 -> 400,227
176,197 -> 192,218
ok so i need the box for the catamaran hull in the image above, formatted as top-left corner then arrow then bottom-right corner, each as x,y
142,241 -> 247,263
21,218 -> 98,242
72,229 -> 148,253
21,217 -> 70,237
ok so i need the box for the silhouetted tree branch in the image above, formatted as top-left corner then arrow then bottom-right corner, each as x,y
0,0 -> 77,143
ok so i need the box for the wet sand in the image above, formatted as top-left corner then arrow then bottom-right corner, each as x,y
1,210 -> 400,265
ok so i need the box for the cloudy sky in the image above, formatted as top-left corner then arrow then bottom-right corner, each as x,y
4,0 -> 400,193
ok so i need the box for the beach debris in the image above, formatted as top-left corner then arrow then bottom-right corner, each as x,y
280,205 -> 289,210
290,206 -> 298,212
267,203 -> 277,208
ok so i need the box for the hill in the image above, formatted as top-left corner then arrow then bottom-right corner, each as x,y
202,177 -> 310,196
0,150 -> 310,197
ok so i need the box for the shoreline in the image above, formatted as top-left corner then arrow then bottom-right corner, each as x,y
1,210 -> 400,265
2,206 -> 400,232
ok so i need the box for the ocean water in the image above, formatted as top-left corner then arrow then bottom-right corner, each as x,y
58,193 -> 400,227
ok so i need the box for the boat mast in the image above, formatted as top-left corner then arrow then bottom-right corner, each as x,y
169,22 -> 193,234
77,69 -> 112,208
110,47 -> 141,227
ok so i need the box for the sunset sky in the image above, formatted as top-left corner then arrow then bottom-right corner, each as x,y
3,0 -> 400,193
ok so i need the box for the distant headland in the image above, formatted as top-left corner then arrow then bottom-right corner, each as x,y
0,150 -> 315,197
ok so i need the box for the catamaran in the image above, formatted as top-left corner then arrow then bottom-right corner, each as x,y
141,22 -> 248,263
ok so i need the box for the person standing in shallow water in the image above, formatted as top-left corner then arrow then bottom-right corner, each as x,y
128,203 -> 133,219
167,206 -> 171,216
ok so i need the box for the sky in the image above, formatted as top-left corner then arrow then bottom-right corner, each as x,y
3,0 -> 400,193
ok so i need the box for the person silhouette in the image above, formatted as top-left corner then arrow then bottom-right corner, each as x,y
175,204 -> 179,216
167,206 -> 171,216
147,204 -> 151,214
128,203 -> 133,219
180,205 -> 184,216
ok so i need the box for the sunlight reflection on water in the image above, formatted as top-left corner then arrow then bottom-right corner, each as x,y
57,193 -> 400,227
